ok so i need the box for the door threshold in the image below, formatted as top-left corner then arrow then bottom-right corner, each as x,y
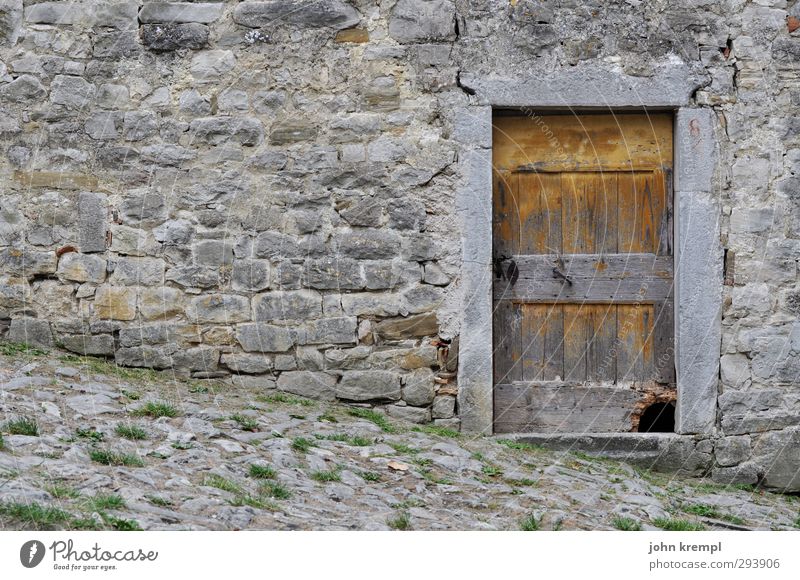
498,432 -> 712,475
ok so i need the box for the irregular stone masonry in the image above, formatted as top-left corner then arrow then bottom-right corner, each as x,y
0,0 -> 799,489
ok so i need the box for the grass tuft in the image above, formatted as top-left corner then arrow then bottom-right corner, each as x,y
653,517 -> 705,531
0,501 -> 70,529
203,474 -> 243,495
75,427 -> 104,442
86,494 -> 125,511
291,437 -> 315,453
520,513 -> 540,531
134,401 -> 179,419
4,416 -> 39,436
612,516 -> 641,531
348,408 -> 395,433
45,484 -> 81,499
249,464 -> 277,480
0,342 -> 48,357
359,471 -> 381,482
115,424 -> 148,440
414,425 -> 460,438
230,414 -> 259,432
89,449 -> 144,467
497,438 -> 544,452
387,511 -> 411,530
260,481 -> 291,500
310,468 -> 341,483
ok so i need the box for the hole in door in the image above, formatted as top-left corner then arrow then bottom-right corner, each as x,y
637,402 -> 675,433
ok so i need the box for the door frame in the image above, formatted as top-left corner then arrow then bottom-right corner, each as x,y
453,67 -> 721,436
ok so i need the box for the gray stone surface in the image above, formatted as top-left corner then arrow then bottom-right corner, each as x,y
236,323 -> 294,353
57,253 -> 107,284
7,317 -> 53,347
402,368 -> 435,407
233,0 -> 360,30
277,370 -> 337,401
139,2 -> 225,24
141,23 -> 209,52
187,294 -> 250,324
253,290 -> 321,321
389,0 -> 455,44
336,370 -> 401,402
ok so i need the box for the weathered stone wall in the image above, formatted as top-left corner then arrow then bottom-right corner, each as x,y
0,0 -> 799,489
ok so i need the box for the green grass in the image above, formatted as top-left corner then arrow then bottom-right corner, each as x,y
203,474 -> 243,495
359,471 -> 381,482
310,468 -> 341,483
414,425 -> 460,438
497,438 -> 544,452
230,495 -> 278,510
121,390 -> 141,400
316,433 -> 374,446
0,432 -> 4,450
481,464 -> 504,477
85,494 -> 125,511
145,495 -> 173,507
75,427 -> 104,442
612,516 -> 641,531
69,516 -> 102,530
134,401 -> 179,418
59,355 -> 160,383
260,481 -> 291,500
249,464 -> 277,480
0,341 -> 48,357
291,437 -> 315,453
387,511 -> 411,530
388,442 -> 419,455
231,414 -> 259,432
348,408 -> 395,433
317,411 -> 338,423
520,513 -> 540,531
653,517 -> 705,531
105,517 -> 141,531
262,393 -> 314,406
505,478 -> 537,487
89,449 -> 144,467
0,501 -> 70,529
115,424 -> 148,440
683,504 -> 718,518
45,484 -> 81,499
4,416 -> 39,436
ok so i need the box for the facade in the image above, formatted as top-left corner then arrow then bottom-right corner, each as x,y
0,0 -> 799,490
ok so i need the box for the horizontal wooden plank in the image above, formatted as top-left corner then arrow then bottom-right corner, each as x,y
493,383 -> 644,433
494,276 -> 674,303
504,254 -> 673,280
493,113 -> 674,173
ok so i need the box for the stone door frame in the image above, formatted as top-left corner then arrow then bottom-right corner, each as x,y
453,65 -> 722,436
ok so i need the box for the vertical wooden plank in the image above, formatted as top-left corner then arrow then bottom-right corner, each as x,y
616,304 -> 655,382
586,304 -> 617,382
492,170 -> 519,257
493,300 -> 523,384
563,304 -> 587,383
518,173 -> 562,255
542,304 -> 564,381
657,167 -> 674,257
520,304 -> 546,381
562,172 -> 618,254
618,171 -> 666,254
653,299 -> 675,383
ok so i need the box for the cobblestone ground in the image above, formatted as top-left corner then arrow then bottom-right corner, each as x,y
1,347 -> 798,531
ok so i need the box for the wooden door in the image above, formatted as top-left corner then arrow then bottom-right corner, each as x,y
492,113 -> 675,433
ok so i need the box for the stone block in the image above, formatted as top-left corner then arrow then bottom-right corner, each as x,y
49,75 -> 95,109
0,75 -> 45,102
711,463 -> 760,486
715,435 -> 751,467
233,0 -> 360,30
190,50 -> 236,81
60,334 -> 115,356
432,395 -> 456,419
305,258 -> 364,290
221,352 -> 272,374
236,323 -> 294,353
269,120 -> 318,145
141,23 -> 209,51
336,370 -> 401,402
277,371 -> 337,401
84,112 -> 121,140
190,116 -> 264,146
232,260 -> 271,292
139,286 -> 184,320
94,286 -> 136,320
402,368 -> 435,406
57,253 -> 106,284
752,427 -> 800,491
193,240 -> 234,268
374,313 -> 438,340
122,111 -> 159,141
120,191 -> 166,225
187,294 -> 250,324
297,317 -> 357,345
675,108 -> 717,194
116,345 -> 176,369
24,1 -> 138,29
254,290 -> 322,321
0,0 -> 22,47
388,0 -> 456,44
386,404 -> 431,424
341,293 -> 401,317
140,2 -> 225,24
119,324 -> 177,347
173,346 -> 219,372
110,257 -> 165,286
333,230 -> 401,259
7,317 -> 52,347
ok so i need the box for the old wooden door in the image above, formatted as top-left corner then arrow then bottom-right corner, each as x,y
492,113 -> 675,433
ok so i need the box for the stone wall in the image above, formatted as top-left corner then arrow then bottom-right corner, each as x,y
1,0 -> 799,489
